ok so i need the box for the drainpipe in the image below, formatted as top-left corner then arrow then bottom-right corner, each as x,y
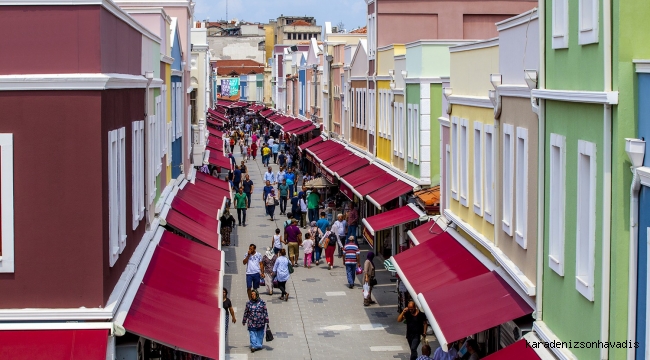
601,0 -> 612,357
536,2 -> 546,324
144,71 -> 154,230
628,168 -> 641,360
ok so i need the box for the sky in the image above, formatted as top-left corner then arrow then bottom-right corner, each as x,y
193,0 -> 367,32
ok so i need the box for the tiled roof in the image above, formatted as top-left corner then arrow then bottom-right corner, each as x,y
213,60 -> 265,76
350,26 -> 367,34
290,20 -> 312,26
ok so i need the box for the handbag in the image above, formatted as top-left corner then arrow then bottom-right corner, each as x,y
273,277 -> 279,288
288,261 -> 294,274
265,325 -> 274,342
274,197 -> 279,206
260,277 -> 266,286
369,278 -> 378,287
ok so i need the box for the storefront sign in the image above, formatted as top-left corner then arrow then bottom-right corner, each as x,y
340,182 -> 354,200
306,153 -> 315,163
363,227 -> 374,247
323,169 -> 336,183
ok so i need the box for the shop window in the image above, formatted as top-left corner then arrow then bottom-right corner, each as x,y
0,134 -> 14,273
515,127 -> 529,249
451,117 -> 459,200
576,140 -> 596,301
552,0 -> 569,49
459,118 -> 469,207
473,121 -> 483,216
108,127 -> 126,267
484,125 -> 495,224
132,121 -> 145,230
549,133 -> 566,276
502,124 -> 514,236
579,0 -> 599,45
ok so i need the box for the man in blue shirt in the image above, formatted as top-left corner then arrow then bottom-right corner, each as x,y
278,151 -> 287,168
285,168 -> 296,196
233,165 -> 242,190
263,166 -> 276,185
262,180 -> 274,203
276,167 -> 286,188
316,211 -> 329,234
272,142 -> 280,164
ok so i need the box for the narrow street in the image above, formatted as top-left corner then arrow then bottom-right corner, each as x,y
222,149 -> 431,360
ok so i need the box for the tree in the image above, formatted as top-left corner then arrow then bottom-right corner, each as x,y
336,21 -> 345,33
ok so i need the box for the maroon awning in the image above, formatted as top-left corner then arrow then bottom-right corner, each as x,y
366,180 -> 414,208
298,136 -> 324,152
329,155 -> 368,176
361,204 -> 424,236
291,124 -> 316,136
171,197 -> 219,231
407,220 -> 444,245
483,339 -> 541,360
341,164 -> 386,188
165,209 -> 220,249
353,173 -> 397,197
0,330 -> 108,360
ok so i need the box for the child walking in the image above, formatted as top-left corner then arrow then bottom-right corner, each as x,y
302,233 -> 314,269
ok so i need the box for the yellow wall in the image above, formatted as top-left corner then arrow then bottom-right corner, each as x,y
449,45 -> 498,97
448,104 -> 495,243
392,94 -> 405,170
376,80 -> 392,162
377,44 -> 404,76
265,24 -> 274,64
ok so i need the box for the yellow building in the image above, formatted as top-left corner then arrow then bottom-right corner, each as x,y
375,45 -> 404,166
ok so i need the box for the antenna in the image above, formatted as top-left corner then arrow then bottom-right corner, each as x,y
226,0 -> 228,22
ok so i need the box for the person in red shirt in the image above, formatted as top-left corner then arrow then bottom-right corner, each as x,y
251,142 -> 258,160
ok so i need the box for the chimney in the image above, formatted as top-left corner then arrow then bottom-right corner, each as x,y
196,21 -> 202,28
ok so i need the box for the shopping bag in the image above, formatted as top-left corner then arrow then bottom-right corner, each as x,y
273,277 -> 279,288
259,277 -> 265,286
363,282 -> 370,299
265,325 -> 274,342
355,266 -> 363,275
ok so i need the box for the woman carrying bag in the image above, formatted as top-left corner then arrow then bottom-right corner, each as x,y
309,221 -> 324,266
363,252 -> 377,306
265,188 -> 278,221
272,248 -> 291,301
242,289 -> 270,353
322,225 -> 338,270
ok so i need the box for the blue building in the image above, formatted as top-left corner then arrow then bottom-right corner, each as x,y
170,18 -> 184,179
298,55 -> 307,116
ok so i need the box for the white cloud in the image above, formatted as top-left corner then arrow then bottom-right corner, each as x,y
193,0 -> 366,31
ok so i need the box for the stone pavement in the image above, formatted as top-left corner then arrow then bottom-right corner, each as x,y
221,145 -> 438,360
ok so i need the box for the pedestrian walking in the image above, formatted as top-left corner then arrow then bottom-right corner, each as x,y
242,289 -> 270,353
262,248 -> 278,295
265,188 -> 278,221
333,214 -> 347,257
346,203 -> 359,245
272,141 -> 279,163
263,166 -> 276,185
235,187 -> 248,226
272,228 -> 285,255
301,233 -> 314,268
262,144 -> 271,166
323,225 -> 338,270
240,160 -> 247,174
233,165 -> 242,190
251,142 -> 258,160
242,174 -> 254,208
229,136 -> 235,153
285,219 -> 302,266
278,179 -> 290,215
299,193 -> 308,228
243,244 -> 264,301
262,180 -> 273,203
431,341 -> 459,360
343,236 -> 360,289
272,248 -> 291,301
278,151 -> 287,167
363,252 -> 377,306
276,166 -> 286,186
285,167 -> 296,195
397,301 -> 428,360
308,221 -> 324,265
223,288 -> 236,339
307,188 -> 320,223
290,192 -> 300,219
219,209 -> 236,246
239,138 -> 244,154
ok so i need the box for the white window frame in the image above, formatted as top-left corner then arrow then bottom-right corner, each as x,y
0,134 -> 15,273
108,127 -> 126,267
147,115 -> 157,204
393,103 -> 398,154
552,0 -> 569,49
388,94 -> 393,140
515,127 -> 529,249
399,103 -> 405,158
484,125 -> 495,224
160,86 -> 167,158
413,104 -> 419,164
154,95 -> 162,175
459,118 -> 469,207
502,124 -> 515,235
362,88 -> 367,130
473,121 -> 483,216
378,91 -> 383,137
167,122 -> 172,166
451,117 -> 459,200
578,0 -> 599,45
132,121 -> 145,230
549,133 -> 566,276
407,104 -> 413,161
187,105 -> 192,155
576,140 -> 597,301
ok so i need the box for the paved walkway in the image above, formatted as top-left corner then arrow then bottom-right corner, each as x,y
222,146 -> 435,360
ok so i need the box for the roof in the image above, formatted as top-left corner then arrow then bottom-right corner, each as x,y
213,59 -> 265,75
350,26 -> 367,34
290,20 -> 312,26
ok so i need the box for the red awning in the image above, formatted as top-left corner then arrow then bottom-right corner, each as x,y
305,140 -> 333,155
353,173 -> 397,197
282,120 -> 311,132
392,231 -> 489,303
323,152 -> 353,168
291,124 -> 316,136
419,271 -> 533,352
176,186 -> 226,218
313,146 -> 345,162
361,204 -> 424,236
337,162 -> 369,177
298,136 -> 324,151
329,155 -> 368,176
341,164 -> 386,188
407,220 -> 444,245
208,152 -> 232,170
196,172 -> 231,191
208,128 -> 224,137
483,339 -> 541,360
0,329 -> 108,359
366,180 -> 414,208
124,231 -> 222,360
260,109 -> 275,117
171,197 -> 219,231
164,209 -> 220,249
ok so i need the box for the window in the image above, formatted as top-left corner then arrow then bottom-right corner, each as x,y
407,104 -> 413,161
473,122 -> 483,216
108,127 -> 126,267
552,0 -> 569,49
378,91 -> 383,137
576,140 -> 597,301
398,103 -> 405,158
502,124 -> 515,235
413,105 -> 419,164
155,95 -> 162,176
362,89 -> 367,130
451,117 -> 459,200
484,125 -> 495,224
175,83 -> 183,140
515,127 -> 529,249
161,86 -> 167,159
459,118 -> 469,207
0,134 -> 14,273
549,133 -> 566,276
387,94 -> 393,140
147,115 -> 157,204
579,0 -> 599,45
132,121 -> 145,230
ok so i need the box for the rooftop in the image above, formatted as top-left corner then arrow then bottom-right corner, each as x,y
350,26 -> 367,34
213,59 -> 265,75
